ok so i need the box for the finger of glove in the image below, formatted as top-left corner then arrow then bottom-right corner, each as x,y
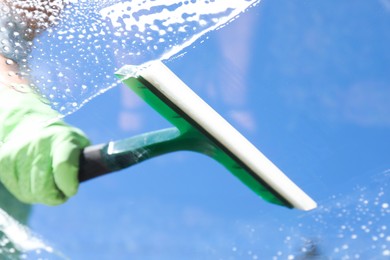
28,140 -> 69,205
51,126 -> 90,198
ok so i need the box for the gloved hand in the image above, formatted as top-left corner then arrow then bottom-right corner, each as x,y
0,84 -> 90,205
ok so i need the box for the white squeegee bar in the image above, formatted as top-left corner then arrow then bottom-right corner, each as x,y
139,61 -> 317,211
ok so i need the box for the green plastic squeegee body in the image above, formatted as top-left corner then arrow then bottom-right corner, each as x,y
78,61 -> 317,211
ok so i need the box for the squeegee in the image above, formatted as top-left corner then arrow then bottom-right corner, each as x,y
78,61 -> 317,211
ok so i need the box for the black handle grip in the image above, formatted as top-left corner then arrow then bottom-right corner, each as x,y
78,144 -> 112,182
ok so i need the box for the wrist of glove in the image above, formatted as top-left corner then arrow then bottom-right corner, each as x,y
0,85 -> 90,205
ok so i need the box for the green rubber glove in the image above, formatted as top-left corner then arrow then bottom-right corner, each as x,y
0,85 -> 90,205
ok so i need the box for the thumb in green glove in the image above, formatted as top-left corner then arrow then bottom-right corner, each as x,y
0,85 -> 90,205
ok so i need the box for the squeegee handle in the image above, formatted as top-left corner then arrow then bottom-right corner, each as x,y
78,128 -> 185,183
78,144 -> 113,183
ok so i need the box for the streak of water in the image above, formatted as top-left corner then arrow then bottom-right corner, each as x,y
0,208 -> 68,259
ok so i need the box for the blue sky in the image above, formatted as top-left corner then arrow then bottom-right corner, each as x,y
18,0 -> 390,259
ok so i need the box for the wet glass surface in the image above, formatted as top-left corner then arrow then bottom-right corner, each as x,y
29,0 -> 258,115
1,0 -> 390,259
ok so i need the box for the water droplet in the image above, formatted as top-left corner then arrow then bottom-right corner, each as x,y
5,59 -> 14,65
12,84 -> 31,93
